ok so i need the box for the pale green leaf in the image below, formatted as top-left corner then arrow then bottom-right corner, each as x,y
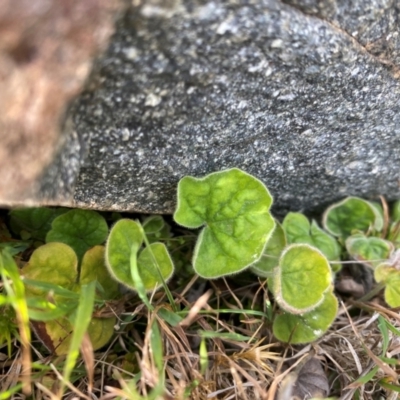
273,291 -> 338,344
22,243 -> 78,298
346,234 -> 393,268
282,212 -> 340,262
323,197 -> 383,238
137,243 -> 174,292
105,219 -> 143,287
271,244 -> 332,314
174,168 -> 275,278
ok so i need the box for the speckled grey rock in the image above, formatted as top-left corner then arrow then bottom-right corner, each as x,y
19,0 -> 400,214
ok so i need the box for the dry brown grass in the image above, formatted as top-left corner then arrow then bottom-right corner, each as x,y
1,273 -> 400,400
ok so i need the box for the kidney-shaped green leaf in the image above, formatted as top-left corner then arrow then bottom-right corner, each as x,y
10,207 -> 67,241
173,168 -> 275,278
273,290 -> 338,344
323,197 -> 383,238
137,243 -> 174,292
282,213 -> 340,262
251,221 -> 286,278
271,244 -> 332,314
46,210 -> 108,261
22,243 -> 78,297
106,220 -> 173,292
346,234 -> 393,268
105,219 -> 143,288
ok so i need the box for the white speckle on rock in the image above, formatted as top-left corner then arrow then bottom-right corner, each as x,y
145,93 -> 162,107
121,128 -> 130,141
347,161 -> 363,169
136,149 -> 144,157
217,16 -> 237,35
271,39 -> 284,48
123,47 -> 139,60
248,59 -> 269,73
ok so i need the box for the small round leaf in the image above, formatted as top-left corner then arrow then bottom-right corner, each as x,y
23,243 -> 78,297
282,212 -> 340,262
322,197 -> 383,238
346,234 -> 393,268
105,219 -> 143,288
273,290 -> 338,344
271,244 -> 332,314
174,168 -> 275,278
46,210 -> 108,261
137,242 -> 174,291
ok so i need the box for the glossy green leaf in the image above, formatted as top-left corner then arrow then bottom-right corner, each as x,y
282,212 -> 340,262
346,234 -> 393,268
22,243 -> 78,298
251,221 -> 286,277
323,197 -> 383,238
271,244 -> 332,314
273,290 -> 338,344
106,219 -> 143,287
80,246 -> 119,299
174,168 -> 275,278
46,209 -> 108,261
9,207 -> 67,241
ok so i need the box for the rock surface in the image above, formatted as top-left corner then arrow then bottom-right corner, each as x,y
3,0 -> 400,214
0,0 -> 123,203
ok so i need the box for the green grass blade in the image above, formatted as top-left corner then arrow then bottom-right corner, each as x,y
150,320 -> 164,373
58,280 -> 96,397
199,330 -> 252,341
0,250 -> 32,394
199,337 -> 208,375
130,244 -> 153,310
353,365 -> 379,385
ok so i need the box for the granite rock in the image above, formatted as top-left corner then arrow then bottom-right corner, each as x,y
3,0 -> 400,215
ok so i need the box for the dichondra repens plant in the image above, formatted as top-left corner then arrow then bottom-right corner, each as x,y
1,167 -> 400,361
